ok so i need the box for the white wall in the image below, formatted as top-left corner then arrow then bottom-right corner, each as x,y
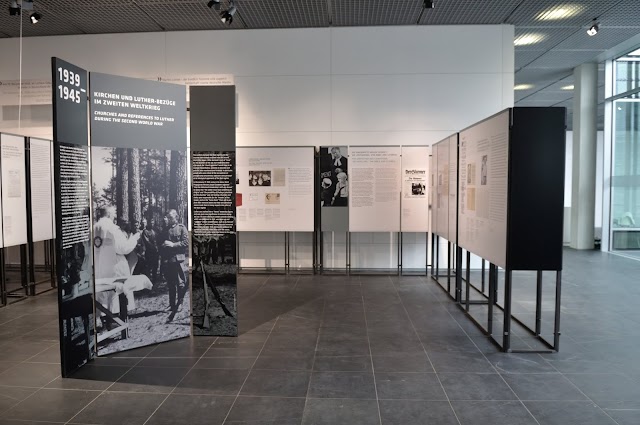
0,25 -> 514,270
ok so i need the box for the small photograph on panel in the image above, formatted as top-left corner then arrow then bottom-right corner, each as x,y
192,235 -> 237,336
60,237 -> 95,372
481,155 -> 488,185
271,168 -> 286,186
467,188 -> 477,212
319,146 -> 348,207
249,170 -> 271,186
467,163 -> 477,185
265,193 -> 280,204
91,146 -> 190,355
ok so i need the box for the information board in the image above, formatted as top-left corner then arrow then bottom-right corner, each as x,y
458,110 -> 510,269
349,146 -> 401,232
1,134 -> 28,247
89,71 -> 190,355
401,146 -> 429,233
237,147 -> 315,232
432,137 -> 450,239
29,138 -> 54,242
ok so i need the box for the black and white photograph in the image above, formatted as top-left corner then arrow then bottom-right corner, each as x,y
481,154 -> 488,185
91,146 -> 190,355
412,182 -> 425,196
248,170 -> 271,186
192,235 -> 237,336
59,238 -> 95,373
319,146 -> 348,207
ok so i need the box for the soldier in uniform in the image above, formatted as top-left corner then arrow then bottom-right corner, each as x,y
162,209 -> 188,323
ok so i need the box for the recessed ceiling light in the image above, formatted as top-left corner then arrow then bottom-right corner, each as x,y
561,85 -> 574,90
515,84 -> 534,91
536,4 -> 583,21
514,33 -> 547,46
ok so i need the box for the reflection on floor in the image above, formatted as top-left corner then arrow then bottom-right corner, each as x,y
0,248 -> 638,425
611,250 -> 640,261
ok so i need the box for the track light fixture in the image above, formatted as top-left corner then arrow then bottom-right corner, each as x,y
207,0 -> 221,11
587,19 -> 599,36
220,2 -> 236,25
30,11 -> 40,23
424,0 -> 434,8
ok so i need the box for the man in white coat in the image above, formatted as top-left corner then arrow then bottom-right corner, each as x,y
94,206 -> 141,317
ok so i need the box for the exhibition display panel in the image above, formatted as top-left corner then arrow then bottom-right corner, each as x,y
400,146 -> 429,234
430,134 -> 459,298
52,58 -> 94,377
29,138 -> 55,243
1,133 -> 28,248
455,107 -> 566,352
237,147 -> 315,232
190,85 -> 238,337
89,71 -> 190,355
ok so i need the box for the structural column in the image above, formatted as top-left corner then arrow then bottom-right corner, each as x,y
570,62 -> 598,250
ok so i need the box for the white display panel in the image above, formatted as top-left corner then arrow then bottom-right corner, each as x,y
29,138 -> 54,242
349,146 -> 401,232
458,110 -> 510,269
236,147 -> 315,232
448,135 -> 458,242
1,133 -> 28,247
401,146 -> 429,233
433,139 -> 450,239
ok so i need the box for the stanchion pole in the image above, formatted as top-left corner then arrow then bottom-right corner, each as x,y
554,270 -> 562,351
503,269 -> 513,352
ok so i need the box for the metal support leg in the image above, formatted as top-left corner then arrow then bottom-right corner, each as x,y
481,260 -> 486,293
446,242 -> 451,292
503,269 -> 513,352
535,270 -> 543,336
554,270 -> 562,351
487,263 -> 495,335
430,233 -> 435,276
454,246 -> 462,302
435,235 -> 440,279
465,250 -> 471,312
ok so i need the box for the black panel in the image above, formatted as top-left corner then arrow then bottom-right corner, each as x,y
507,107 -> 566,271
189,85 -> 237,337
189,86 -> 236,152
52,58 -> 88,146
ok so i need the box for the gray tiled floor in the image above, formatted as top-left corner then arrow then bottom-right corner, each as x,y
0,249 -> 639,424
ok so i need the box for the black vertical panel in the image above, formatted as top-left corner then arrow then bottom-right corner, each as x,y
52,57 -> 94,377
189,86 -> 237,336
506,107 -> 566,271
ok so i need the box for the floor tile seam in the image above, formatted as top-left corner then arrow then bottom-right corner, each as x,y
545,358 -> 625,425
301,297 -> 326,422
63,350 -> 150,425
427,279 -> 543,425
361,291 -> 383,425
391,275 -> 463,425
134,335 -> 220,425
3,361 -> 69,416
219,316 -> 280,425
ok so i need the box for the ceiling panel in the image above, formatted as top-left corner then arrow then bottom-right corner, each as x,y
0,3 -> 84,37
515,49 -> 546,69
332,0 -> 422,26
555,27 -> 640,50
141,1 -> 244,31
56,4 -> 164,34
514,26 -> 579,50
520,90 -> 574,103
506,0 -> 620,26
526,49 -> 604,69
598,0 -> 640,27
419,0 -> 521,25
236,0 -> 329,28
516,68 -> 573,85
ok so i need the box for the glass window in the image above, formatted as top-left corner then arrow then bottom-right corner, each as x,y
610,98 -> 640,249
614,47 -> 640,97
